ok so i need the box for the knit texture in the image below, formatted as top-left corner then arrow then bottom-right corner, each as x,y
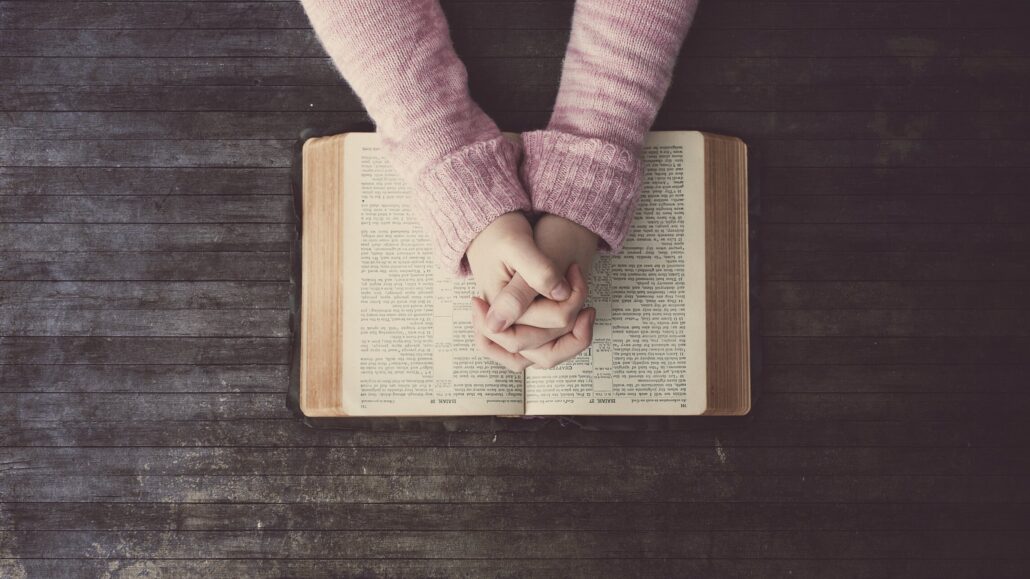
414,136 -> 529,275
523,0 -> 699,253
299,0 -> 530,274
521,131 -> 641,252
300,0 -> 698,270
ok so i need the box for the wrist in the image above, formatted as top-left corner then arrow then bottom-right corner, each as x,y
467,211 -> 531,262
520,129 -> 643,254
537,214 -> 599,247
533,213 -> 599,276
413,136 -> 531,276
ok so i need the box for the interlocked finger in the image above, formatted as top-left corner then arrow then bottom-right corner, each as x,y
470,296 -> 533,372
520,307 -> 596,369
513,262 -> 589,329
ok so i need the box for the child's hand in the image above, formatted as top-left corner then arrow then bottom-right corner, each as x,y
474,214 -> 599,370
466,211 -> 572,333
471,292 -> 595,371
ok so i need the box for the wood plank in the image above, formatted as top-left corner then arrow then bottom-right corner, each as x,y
0,281 -> 289,309
6,111 -> 1030,140
0,309 -> 289,337
118,363 -> 1005,409
763,168 -> 1030,196
0,139 -> 292,167
760,139 -> 1030,167
6,138 -> 1029,168
4,28 -> 1028,58
3,1 -> 1027,30
0,364 -> 288,393
3,111 -> 370,140
16,0 -> 1014,3
761,281 -> 1030,309
3,529 -> 1029,559
0,1 -> 316,29
4,418 -> 1027,448
5,56 -> 1026,87
2,446 -> 1025,476
7,139 -> 1030,169
1,559 -> 1026,579
2,473 -> 1027,503
4,392 -> 1028,423
764,337 -> 1030,364
0,252 -> 290,281
1,393 -> 290,421
0,224 -> 292,251
0,195 -> 292,223
8,501 -> 1030,531
0,167 -> 290,196
763,364 -> 1030,393
763,309 -> 1030,337
762,251 -> 1030,281
0,337 -> 289,364
3,84 -> 1025,113
6,360 -> 1021,395
764,195 -> 1030,223
753,393 -> 1030,421
763,224 -> 1030,252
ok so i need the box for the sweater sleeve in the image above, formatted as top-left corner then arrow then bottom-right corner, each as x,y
299,0 -> 531,275
520,0 -> 699,253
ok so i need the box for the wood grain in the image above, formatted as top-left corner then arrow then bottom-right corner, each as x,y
4,0 -> 1029,574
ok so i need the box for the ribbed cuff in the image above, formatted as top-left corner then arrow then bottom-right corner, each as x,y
413,135 -> 532,276
520,130 -> 643,253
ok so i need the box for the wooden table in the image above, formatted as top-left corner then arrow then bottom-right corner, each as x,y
2,1 -> 1029,576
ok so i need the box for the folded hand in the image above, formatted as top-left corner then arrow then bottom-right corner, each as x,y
467,213 -> 599,371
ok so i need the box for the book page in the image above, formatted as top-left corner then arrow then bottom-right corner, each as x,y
524,132 -> 708,415
339,133 -> 524,416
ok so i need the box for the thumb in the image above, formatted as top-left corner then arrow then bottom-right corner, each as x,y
505,239 -> 572,302
484,274 -> 536,333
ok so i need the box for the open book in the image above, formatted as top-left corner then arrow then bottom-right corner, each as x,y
298,131 -> 750,417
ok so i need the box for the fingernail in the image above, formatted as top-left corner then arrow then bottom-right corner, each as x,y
486,309 -> 509,332
551,279 -> 572,301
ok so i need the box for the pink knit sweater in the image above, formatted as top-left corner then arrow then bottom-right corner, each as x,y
299,0 -> 698,274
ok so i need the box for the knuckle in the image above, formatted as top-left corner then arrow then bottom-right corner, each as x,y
508,282 -> 537,304
473,339 -> 489,356
539,267 -> 562,288
503,357 -> 525,372
496,336 -> 519,354
506,335 -> 527,353
572,286 -> 589,309
572,291 -> 588,308
494,292 -> 525,315
560,309 -> 578,328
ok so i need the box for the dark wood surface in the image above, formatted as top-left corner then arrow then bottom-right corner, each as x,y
3,0 -> 1029,577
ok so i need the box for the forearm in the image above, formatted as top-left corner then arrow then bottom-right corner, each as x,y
300,0 -> 530,273
521,0 -> 699,252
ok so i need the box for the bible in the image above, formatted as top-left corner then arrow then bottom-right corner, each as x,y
298,131 -> 750,417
